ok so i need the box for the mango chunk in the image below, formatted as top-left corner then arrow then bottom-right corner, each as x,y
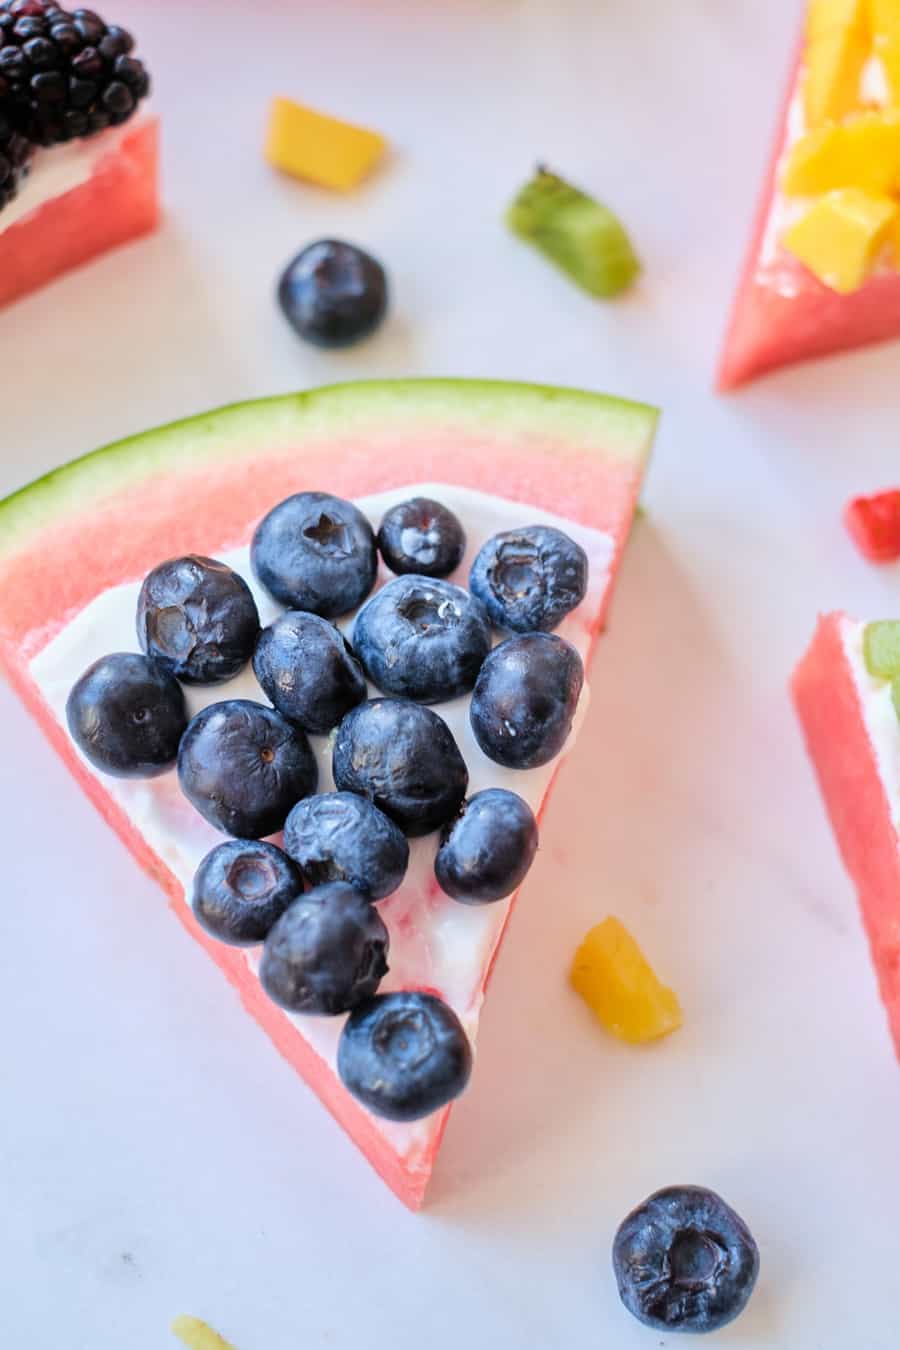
804,26 -> 870,125
809,0 -> 868,37
878,37 -> 900,103
570,916 -> 682,1044
783,188 -> 897,292
869,0 -> 900,39
265,97 -> 386,191
172,1317 -> 237,1350
783,111 -> 900,194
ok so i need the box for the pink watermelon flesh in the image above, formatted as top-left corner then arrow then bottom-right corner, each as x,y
0,117 -> 159,311
0,380 -> 657,1208
793,613 -> 900,1057
717,45 -> 900,391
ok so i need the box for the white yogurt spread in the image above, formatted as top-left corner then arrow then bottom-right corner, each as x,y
30,483 -> 615,1163
0,120 -> 138,234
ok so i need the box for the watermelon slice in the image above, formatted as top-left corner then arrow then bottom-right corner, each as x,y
717,42 -> 900,390
793,612 -> 900,1057
0,379 -> 657,1208
0,117 -> 159,311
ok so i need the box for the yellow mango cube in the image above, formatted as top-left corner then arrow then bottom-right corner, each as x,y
265,97 -> 386,192
809,0 -> 868,37
783,111 -> 900,194
783,188 -> 897,291
879,36 -> 900,102
804,26 -> 870,125
172,1317 -> 237,1350
570,916 -> 682,1044
869,0 -> 900,39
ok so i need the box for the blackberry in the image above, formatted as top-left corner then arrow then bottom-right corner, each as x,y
0,1 -> 150,147
0,106 -> 31,210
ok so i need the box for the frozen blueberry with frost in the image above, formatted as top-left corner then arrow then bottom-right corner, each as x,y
66,651 -> 187,778
435,787 -> 538,903
353,574 -> 491,703
377,497 -> 466,578
191,839 -> 303,946
251,491 -> 377,618
469,524 -> 588,632
277,240 -> 387,348
337,990 -> 472,1121
283,791 -> 408,901
613,1185 -> 760,1334
136,554 -> 260,685
470,632 -> 583,769
253,609 -> 366,734
259,881 -> 389,1015
332,697 -> 468,836
177,699 -> 317,839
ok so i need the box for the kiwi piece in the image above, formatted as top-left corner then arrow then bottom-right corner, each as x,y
863,621 -> 900,679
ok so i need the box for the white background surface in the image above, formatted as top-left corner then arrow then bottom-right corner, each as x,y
2,2 -> 900,1347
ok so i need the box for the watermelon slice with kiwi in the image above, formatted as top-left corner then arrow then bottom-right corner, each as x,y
793,613 -> 900,1057
0,379 -> 657,1208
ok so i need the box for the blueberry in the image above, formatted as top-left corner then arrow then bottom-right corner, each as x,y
177,699 -> 317,838
259,882 -> 389,1015
277,239 -> 388,348
332,698 -> 468,836
469,525 -> 588,632
337,990 -> 472,1121
353,575 -> 491,704
283,792 -> 408,901
251,491 -> 377,618
191,839 -> 303,946
252,610 -> 366,734
66,652 -> 187,778
613,1185 -> 760,1334
377,497 -> 466,578
435,788 -> 538,904
470,633 -> 583,769
136,554 -> 260,685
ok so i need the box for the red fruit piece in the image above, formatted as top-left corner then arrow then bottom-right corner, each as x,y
844,490 -> 900,562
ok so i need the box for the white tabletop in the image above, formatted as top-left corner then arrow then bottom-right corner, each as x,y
3,2 -> 900,1347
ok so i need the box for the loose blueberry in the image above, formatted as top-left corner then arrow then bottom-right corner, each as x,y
277,239 -> 388,348
377,497 -> 466,578
191,839 -> 303,946
435,788 -> 538,903
177,699 -> 318,838
283,792 -> 408,901
136,554 -> 260,685
253,610 -> 367,734
353,574 -> 491,704
332,698 -> 468,836
66,652 -> 187,778
251,491 -> 377,617
259,882 -> 389,1015
469,524 -> 588,632
337,990 -> 472,1121
470,632 -> 583,769
613,1185 -> 760,1334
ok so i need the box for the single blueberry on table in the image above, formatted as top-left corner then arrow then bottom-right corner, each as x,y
377,497 -> 466,578
191,839 -> 303,946
332,697 -> 468,836
283,792 -> 409,901
470,632 -> 583,769
251,490 -> 377,618
253,609 -> 367,734
353,574 -> 491,703
277,240 -> 388,348
613,1185 -> 760,1334
259,882 -> 389,1015
66,651 -> 187,778
337,990 -> 473,1121
177,699 -> 318,839
469,524 -> 588,633
136,554 -> 260,685
435,787 -> 538,904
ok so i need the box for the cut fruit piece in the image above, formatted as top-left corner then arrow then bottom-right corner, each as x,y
808,0 -> 868,38
782,114 -> 900,197
869,0 -> 900,40
803,26 -> 869,127
783,189 -> 897,293
844,489 -> 900,559
506,167 -> 640,298
0,118 -> 159,311
0,380 -> 657,1210
863,621 -> 900,675
793,613 -> 900,1058
172,1317 -> 237,1350
264,97 -> 386,191
570,916 -> 682,1043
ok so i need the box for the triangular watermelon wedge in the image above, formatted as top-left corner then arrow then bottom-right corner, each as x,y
718,40 -> 900,391
0,380 -> 657,1208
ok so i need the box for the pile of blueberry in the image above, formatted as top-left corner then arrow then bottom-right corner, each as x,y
65,490 -> 589,1122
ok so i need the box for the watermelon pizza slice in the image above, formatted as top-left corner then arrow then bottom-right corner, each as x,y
0,379 -> 657,1208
